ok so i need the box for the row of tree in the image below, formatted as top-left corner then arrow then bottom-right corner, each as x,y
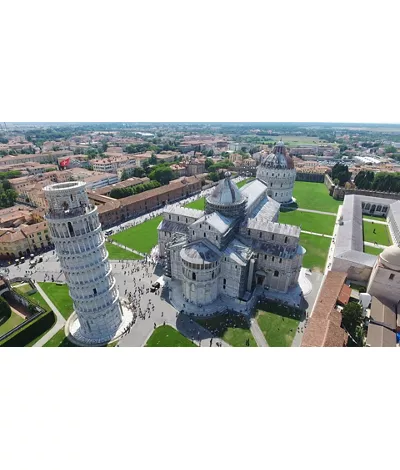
355,171 -> 400,193
331,163 -> 352,186
110,180 -> 161,199
0,170 -> 22,180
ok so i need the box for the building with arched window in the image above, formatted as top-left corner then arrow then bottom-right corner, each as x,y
256,141 -> 296,204
44,181 -> 133,346
158,173 -> 305,313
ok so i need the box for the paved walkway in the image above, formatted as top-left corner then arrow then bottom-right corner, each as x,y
363,241 -> 387,249
301,230 -> 332,238
250,320 -> 268,347
32,282 -> 66,347
363,218 -> 388,225
297,208 -> 337,216
109,240 -> 145,258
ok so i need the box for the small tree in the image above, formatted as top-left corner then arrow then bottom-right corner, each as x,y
342,302 -> 364,346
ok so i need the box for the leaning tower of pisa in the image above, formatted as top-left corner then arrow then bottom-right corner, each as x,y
44,181 -> 132,346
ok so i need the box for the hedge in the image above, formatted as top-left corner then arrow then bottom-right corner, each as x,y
0,310 -> 56,347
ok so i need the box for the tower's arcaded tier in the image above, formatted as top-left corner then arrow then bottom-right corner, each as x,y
44,181 -> 129,345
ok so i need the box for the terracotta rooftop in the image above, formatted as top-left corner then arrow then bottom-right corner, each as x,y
301,271 -> 348,347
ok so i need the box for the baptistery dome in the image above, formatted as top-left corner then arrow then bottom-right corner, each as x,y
259,141 -> 294,170
256,141 -> 296,205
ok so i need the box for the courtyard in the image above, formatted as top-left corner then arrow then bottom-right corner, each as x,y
292,181 -> 341,213
110,216 -> 163,254
38,282 -> 74,320
255,300 -> 302,347
0,308 -> 25,336
194,313 -> 257,347
279,210 -> 336,235
299,233 -> 331,271
364,245 -> 384,256
105,242 -> 143,260
146,325 -> 197,347
362,220 -> 391,246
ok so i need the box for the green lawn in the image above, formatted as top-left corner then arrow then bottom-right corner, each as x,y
185,197 -> 205,210
279,210 -> 336,235
255,301 -> 302,347
146,325 -> 197,347
292,182 -> 341,213
106,242 -> 143,260
38,283 -> 74,320
364,245 -> 384,256
363,215 -> 387,222
13,283 -> 51,312
195,314 -> 257,347
43,328 -> 77,347
236,178 -> 254,188
110,216 -> 163,254
362,221 -> 391,246
0,310 -> 25,336
300,232 -> 331,271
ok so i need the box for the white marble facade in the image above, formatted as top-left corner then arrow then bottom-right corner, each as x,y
44,181 -> 128,345
158,173 -> 304,310
256,141 -> 296,204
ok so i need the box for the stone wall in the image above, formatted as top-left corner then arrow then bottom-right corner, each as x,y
296,172 -> 325,183
344,188 -> 400,201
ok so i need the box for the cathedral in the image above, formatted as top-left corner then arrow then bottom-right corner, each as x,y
157,142 -> 304,311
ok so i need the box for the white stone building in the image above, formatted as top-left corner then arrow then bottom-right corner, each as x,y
256,141 -> 296,204
158,174 -> 304,312
367,245 -> 400,306
44,181 -> 132,346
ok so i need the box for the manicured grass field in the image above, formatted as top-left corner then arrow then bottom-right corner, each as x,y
185,197 -> 205,210
195,313 -> 257,347
299,233 -> 331,271
364,245 -> 384,256
279,210 -> 336,235
106,242 -> 143,260
292,182 -> 341,213
110,216 -> 163,254
146,325 -> 197,347
255,301 -> 301,347
38,283 -> 74,320
43,328 -> 77,347
236,178 -> 254,188
362,221 -> 391,246
0,310 -> 25,336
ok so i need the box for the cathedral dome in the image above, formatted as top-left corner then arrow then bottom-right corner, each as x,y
379,244 -> 400,271
205,172 -> 247,218
260,141 -> 294,170
207,172 -> 244,206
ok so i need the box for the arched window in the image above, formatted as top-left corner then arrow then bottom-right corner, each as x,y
68,222 -> 74,236
274,270 -> 279,277
192,272 -> 196,281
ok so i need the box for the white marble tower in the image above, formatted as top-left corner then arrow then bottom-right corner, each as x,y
44,181 -> 132,346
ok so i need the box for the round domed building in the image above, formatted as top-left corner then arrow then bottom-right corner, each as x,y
256,141 -> 296,205
367,244 -> 400,305
205,171 -> 247,218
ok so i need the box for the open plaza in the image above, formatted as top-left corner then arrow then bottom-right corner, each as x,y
1,163 -> 397,348
0,175 -> 338,348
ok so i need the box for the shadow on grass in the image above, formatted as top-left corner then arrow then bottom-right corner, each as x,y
279,202 -> 299,213
176,312 -> 252,340
256,300 -> 305,322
